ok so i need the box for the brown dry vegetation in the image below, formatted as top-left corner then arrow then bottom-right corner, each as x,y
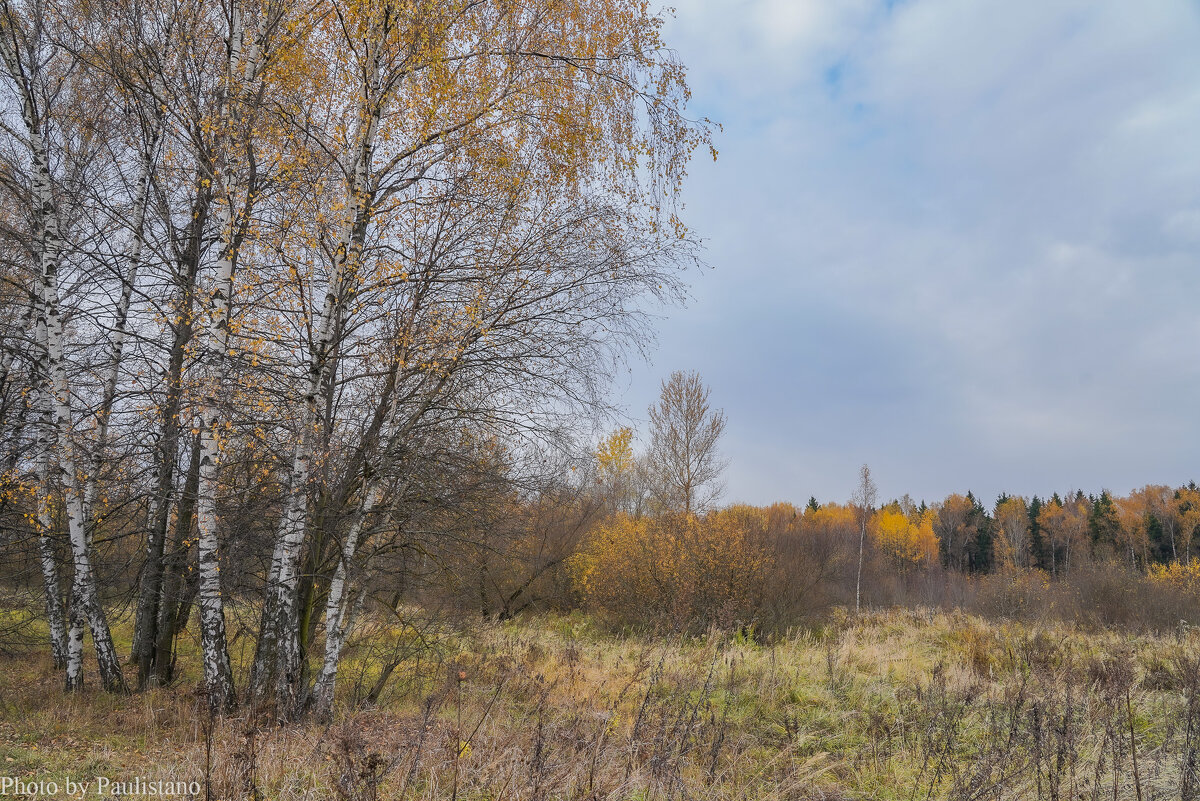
5,607 -> 1200,800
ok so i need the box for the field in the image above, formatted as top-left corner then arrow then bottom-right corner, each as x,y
2,608 -> 1199,800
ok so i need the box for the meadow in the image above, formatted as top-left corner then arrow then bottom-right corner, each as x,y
2,606 -> 1198,800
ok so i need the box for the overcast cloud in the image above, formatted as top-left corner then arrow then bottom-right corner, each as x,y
617,0 -> 1200,507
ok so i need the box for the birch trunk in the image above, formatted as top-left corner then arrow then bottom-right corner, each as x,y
855,522 -> 865,615
34,494 -> 68,669
35,526 -> 68,668
195,398 -> 235,710
32,135 -> 126,693
255,61 -> 382,712
194,175 -> 238,711
133,181 -> 207,686
194,181 -> 238,707
192,0 -> 267,711
32,318 -> 67,668
0,302 -> 32,400
310,482 -> 382,719
24,288 -> 69,667
152,432 -> 201,686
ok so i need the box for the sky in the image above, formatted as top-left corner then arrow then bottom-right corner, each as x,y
615,0 -> 1200,508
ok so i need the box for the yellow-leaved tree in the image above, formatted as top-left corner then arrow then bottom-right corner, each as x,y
595,427 -> 637,514
1176,487 -> 1200,563
993,497 -> 1030,570
935,494 -> 975,571
1147,561 -> 1200,605
871,506 -> 939,569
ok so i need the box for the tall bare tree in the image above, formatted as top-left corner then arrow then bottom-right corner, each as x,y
645,370 -> 727,515
851,463 -> 876,614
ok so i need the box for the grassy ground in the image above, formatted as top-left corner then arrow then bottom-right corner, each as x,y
2,606 -> 1199,799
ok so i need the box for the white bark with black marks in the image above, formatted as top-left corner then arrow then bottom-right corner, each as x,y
32,315 -> 67,669
193,0 -> 259,712
32,129 -> 125,693
260,33 -> 384,712
0,9 -> 126,691
310,481 -> 382,718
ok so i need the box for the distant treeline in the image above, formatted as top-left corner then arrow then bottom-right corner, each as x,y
563,475 -> 1200,633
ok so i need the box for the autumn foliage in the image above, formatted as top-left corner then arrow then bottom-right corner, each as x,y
560,427 -> 1200,632
871,506 -> 939,568
571,509 -> 769,628
1147,560 -> 1200,597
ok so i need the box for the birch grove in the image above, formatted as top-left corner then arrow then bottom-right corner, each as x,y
0,0 -> 709,715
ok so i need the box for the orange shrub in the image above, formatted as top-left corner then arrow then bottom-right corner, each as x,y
1147,561 -> 1200,595
570,510 -> 769,629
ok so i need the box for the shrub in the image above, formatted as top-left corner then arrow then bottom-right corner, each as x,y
758,502 -> 856,628
570,511 -> 769,629
1147,561 -> 1200,596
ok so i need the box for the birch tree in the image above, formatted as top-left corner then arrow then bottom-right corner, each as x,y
852,464 -> 876,614
190,0 -> 296,711
248,0 -> 709,716
0,0 -> 126,692
31,317 -> 68,668
0,0 -> 710,714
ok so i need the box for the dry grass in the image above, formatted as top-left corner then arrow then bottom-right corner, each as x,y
3,607 -> 1200,799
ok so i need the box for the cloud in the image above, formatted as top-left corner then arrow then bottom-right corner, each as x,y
1165,209 -> 1200,243
631,0 -> 1200,506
